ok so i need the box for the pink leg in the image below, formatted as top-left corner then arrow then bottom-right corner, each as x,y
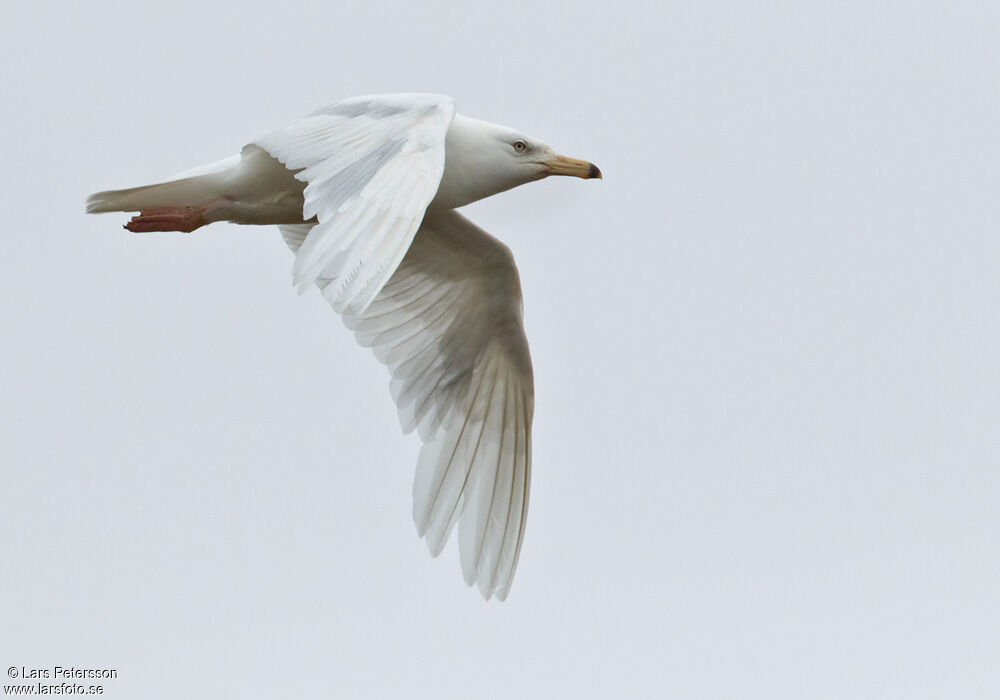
125,206 -> 208,233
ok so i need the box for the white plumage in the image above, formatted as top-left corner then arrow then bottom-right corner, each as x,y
87,93 -> 600,600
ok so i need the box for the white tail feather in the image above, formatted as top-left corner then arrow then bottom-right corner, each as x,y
85,171 -> 230,214
85,148 -> 306,228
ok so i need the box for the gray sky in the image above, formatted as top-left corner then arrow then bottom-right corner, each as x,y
2,1 -> 999,698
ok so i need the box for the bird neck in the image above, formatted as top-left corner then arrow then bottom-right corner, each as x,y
432,115 -> 528,210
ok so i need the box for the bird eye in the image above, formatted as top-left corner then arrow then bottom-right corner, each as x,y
513,140 -> 527,152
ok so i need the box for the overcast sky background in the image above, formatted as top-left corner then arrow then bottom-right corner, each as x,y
2,2 -> 999,698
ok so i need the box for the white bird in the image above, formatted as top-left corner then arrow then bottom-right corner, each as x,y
86,93 -> 601,600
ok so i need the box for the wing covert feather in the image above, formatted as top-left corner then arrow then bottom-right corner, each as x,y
256,94 -> 455,313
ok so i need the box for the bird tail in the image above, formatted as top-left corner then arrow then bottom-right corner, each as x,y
86,153 -> 242,215
86,176 -> 224,233
86,169 -> 234,214
86,155 -> 241,232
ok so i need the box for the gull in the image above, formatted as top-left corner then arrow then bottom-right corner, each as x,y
86,93 -> 601,600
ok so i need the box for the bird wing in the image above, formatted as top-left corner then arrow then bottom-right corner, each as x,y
279,209 -> 534,600
254,93 -> 456,313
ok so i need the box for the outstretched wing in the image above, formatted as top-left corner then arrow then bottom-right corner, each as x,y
255,93 -> 455,313
280,210 -> 534,600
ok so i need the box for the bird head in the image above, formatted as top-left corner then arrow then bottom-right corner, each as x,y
496,130 -> 602,182
434,116 -> 601,209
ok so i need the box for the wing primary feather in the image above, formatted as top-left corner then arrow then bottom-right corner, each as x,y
464,367 -> 509,590
449,361 -> 505,579
485,384 -> 521,595
421,357 -> 499,549
413,359 -> 491,537
497,391 -> 532,601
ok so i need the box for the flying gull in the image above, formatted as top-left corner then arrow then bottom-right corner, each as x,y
86,93 -> 601,600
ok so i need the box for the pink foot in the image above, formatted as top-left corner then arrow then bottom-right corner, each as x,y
125,207 -> 208,233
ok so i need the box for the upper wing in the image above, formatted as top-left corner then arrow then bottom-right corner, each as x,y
280,210 -> 534,600
254,93 -> 456,313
